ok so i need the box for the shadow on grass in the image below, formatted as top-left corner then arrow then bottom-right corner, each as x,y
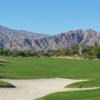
0,60 -> 10,63
0,63 -> 6,66
0,60 -> 11,67
0,85 -> 16,88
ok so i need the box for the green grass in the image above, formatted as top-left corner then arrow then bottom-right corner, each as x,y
0,57 -> 100,80
0,57 -> 100,99
67,79 -> 100,88
0,57 -> 100,87
37,89 -> 100,100
0,80 -> 15,87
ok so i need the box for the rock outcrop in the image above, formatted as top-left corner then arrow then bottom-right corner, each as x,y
0,25 -> 99,52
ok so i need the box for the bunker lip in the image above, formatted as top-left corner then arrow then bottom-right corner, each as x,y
0,80 -> 16,88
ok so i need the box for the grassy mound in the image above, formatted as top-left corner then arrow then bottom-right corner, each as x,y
0,81 -> 15,88
67,79 -> 100,88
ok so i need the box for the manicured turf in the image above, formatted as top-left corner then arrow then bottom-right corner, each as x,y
0,57 -> 100,80
37,89 -> 100,100
0,57 -> 100,99
0,57 -> 100,87
67,79 -> 100,88
0,81 -> 15,87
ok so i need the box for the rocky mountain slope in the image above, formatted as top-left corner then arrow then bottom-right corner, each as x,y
0,25 -> 100,52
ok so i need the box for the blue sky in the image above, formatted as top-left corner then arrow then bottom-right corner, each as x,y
0,0 -> 100,35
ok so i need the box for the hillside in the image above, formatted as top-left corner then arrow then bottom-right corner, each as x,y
0,25 -> 100,52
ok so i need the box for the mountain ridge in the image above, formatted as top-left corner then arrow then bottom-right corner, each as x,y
0,25 -> 99,52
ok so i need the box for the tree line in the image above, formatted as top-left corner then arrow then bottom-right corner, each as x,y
51,45 -> 100,59
0,45 -> 100,59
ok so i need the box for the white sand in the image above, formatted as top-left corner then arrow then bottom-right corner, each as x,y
0,78 -> 99,100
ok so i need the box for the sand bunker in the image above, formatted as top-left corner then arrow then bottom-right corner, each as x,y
0,78 -> 99,100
